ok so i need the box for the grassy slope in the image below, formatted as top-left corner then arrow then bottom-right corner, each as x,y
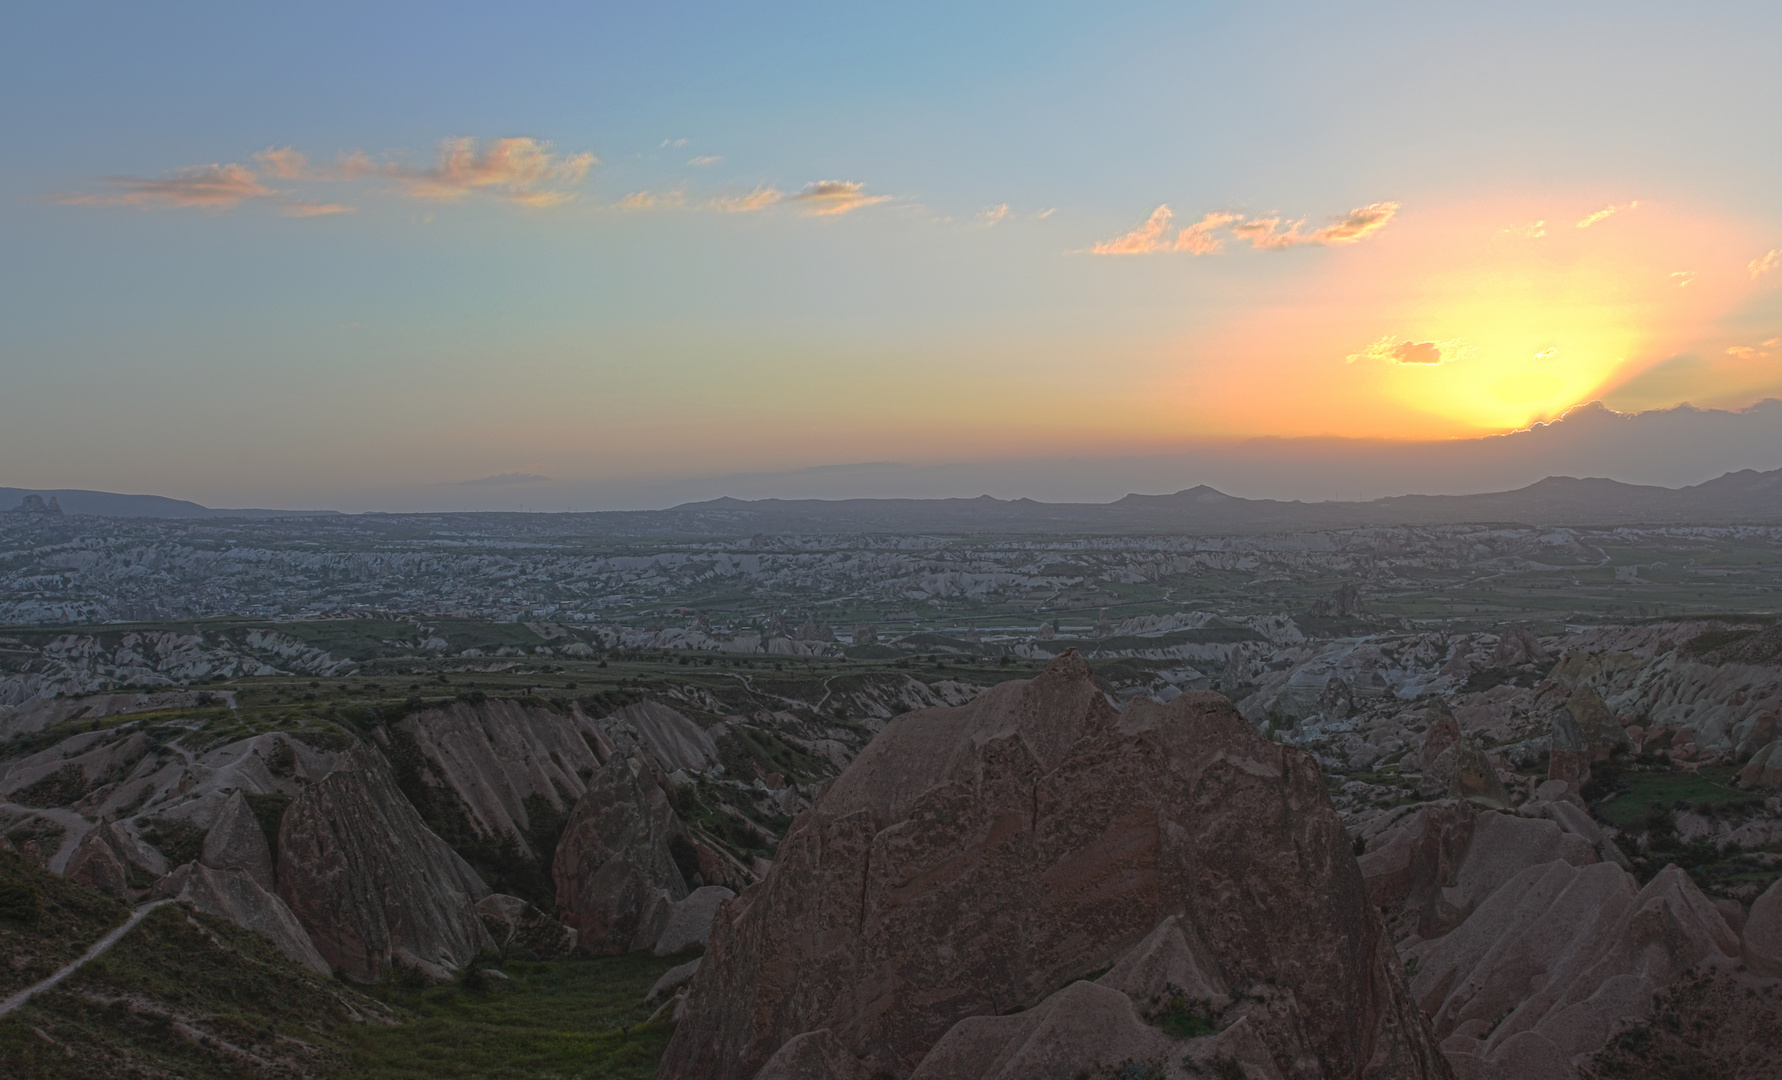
1,900 -> 385,1078
0,847 -> 131,998
338,953 -> 685,1080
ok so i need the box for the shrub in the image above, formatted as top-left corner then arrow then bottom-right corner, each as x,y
0,879 -> 40,924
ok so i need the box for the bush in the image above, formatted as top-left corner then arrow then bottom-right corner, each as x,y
0,880 -> 40,924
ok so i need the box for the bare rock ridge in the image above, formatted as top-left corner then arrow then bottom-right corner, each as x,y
0,690 -> 751,986
659,650 -> 1451,1080
276,744 -> 495,982
389,698 -> 614,860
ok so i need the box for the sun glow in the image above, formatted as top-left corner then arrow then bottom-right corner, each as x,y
1180,196 -> 1766,439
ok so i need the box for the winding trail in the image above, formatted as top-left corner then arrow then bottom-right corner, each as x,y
0,900 -> 171,1019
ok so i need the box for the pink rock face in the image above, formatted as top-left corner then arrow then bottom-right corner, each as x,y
393,699 -> 613,859
276,745 -> 494,982
1420,714 -> 1463,770
64,823 -> 130,897
1415,861 -> 1740,1074
658,652 -> 1449,1080
1358,801 -> 1597,938
1745,876 -> 1782,976
550,751 -> 689,954
156,861 -> 330,974
1738,738 -> 1782,789
201,789 -> 275,892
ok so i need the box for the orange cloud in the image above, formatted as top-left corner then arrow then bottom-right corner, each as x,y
1237,202 -> 1400,250
976,204 -> 1012,227
54,163 -> 275,210
1576,201 -> 1638,228
617,189 -> 687,210
1347,337 -> 1472,365
789,180 -> 892,216
253,146 -> 312,180
281,201 -> 355,217
1092,205 -> 1173,254
391,137 -> 596,204
1751,249 -> 1781,279
1096,201 -> 1398,256
709,187 -> 783,212
1174,211 -> 1241,254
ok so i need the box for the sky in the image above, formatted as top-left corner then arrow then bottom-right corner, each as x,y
3,1 -> 1782,511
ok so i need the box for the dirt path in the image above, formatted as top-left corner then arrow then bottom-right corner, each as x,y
0,900 -> 171,1018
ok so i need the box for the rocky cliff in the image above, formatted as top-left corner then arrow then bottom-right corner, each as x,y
659,651 -> 1450,1080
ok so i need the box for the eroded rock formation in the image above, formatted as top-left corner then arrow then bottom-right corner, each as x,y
551,749 -> 690,953
276,745 -> 494,981
659,651 -> 1450,1080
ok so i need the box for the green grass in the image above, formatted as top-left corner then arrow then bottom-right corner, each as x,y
1,901 -> 378,1079
1596,764 -> 1756,828
339,953 -> 686,1080
0,848 -> 131,998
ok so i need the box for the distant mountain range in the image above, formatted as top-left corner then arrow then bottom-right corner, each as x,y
7,466 -> 1782,534
651,467 -> 1782,534
0,488 -> 339,519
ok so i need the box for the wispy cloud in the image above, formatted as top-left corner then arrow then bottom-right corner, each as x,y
1238,202 -> 1399,249
617,189 -> 687,210
253,146 -> 313,180
1576,201 -> 1638,228
389,137 -> 596,205
455,471 -> 551,487
1347,336 -> 1474,365
977,204 -> 1012,227
709,187 -> 783,212
660,138 -> 689,149
56,136 -> 598,216
281,201 -> 355,217
1506,219 -> 1547,238
1670,270 -> 1697,288
1092,205 -> 1174,254
687,156 -> 724,167
1095,201 -> 1399,256
53,163 -> 276,210
1173,211 -> 1242,254
1750,249 -> 1781,280
789,180 -> 892,216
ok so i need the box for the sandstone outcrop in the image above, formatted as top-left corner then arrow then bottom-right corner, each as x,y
1419,738 -> 1510,808
651,884 -> 734,956
63,822 -> 131,897
1744,875 -> 1782,976
1409,862 -> 1738,1076
391,699 -> 613,857
1739,738 -> 1782,788
276,745 -> 494,981
551,750 -> 690,954
200,789 -> 276,891
658,651 -> 1449,1080
475,893 -> 578,959
1358,801 -> 1598,938
155,860 -> 330,974
602,700 -> 717,774
1419,712 -> 1462,770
